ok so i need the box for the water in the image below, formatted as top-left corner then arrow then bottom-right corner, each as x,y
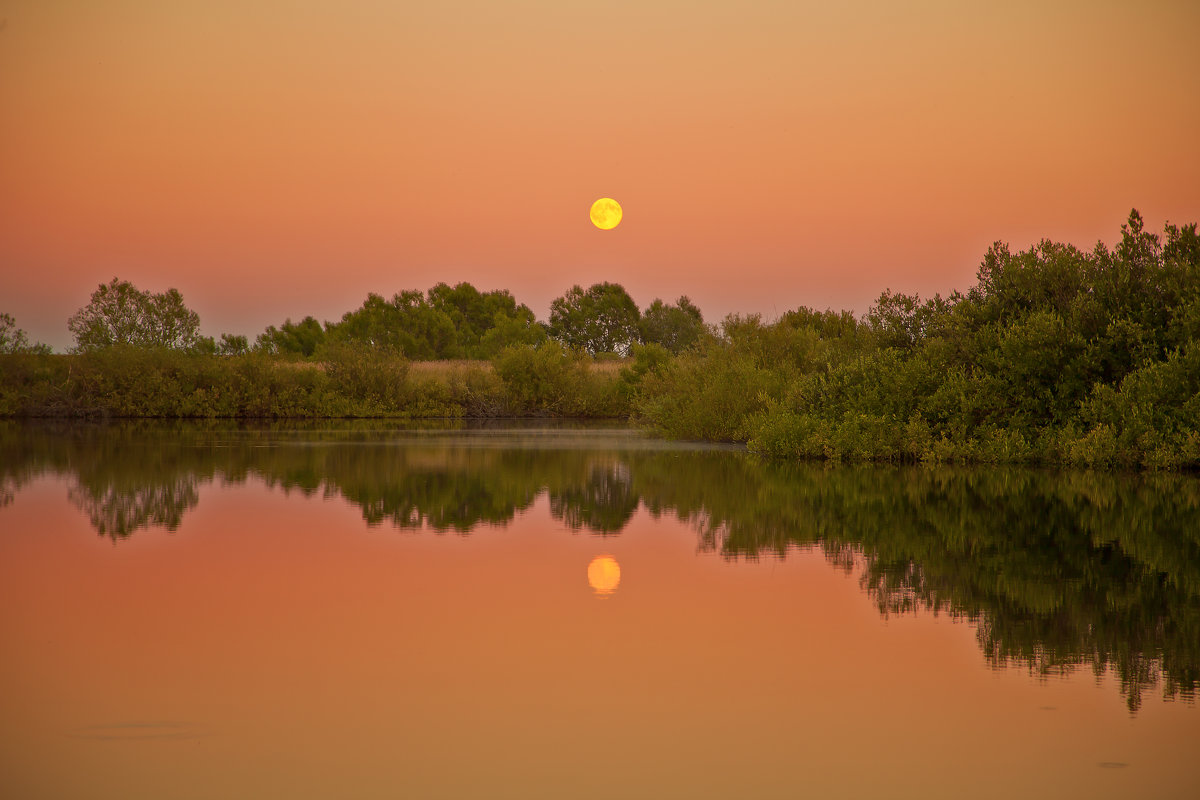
1,420 -> 1197,798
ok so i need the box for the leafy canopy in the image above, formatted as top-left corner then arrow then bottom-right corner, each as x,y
256,316 -> 327,358
322,283 -> 546,360
549,282 -> 641,356
68,278 -> 201,352
639,296 -> 707,354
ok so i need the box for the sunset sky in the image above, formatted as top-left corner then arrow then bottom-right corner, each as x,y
2,0 -> 1198,350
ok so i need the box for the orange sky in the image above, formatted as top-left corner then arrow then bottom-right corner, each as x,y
2,0 -> 1198,350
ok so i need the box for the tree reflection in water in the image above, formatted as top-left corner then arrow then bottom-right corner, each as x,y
67,478 -> 199,538
2,420 -> 1197,711
550,460 -> 637,534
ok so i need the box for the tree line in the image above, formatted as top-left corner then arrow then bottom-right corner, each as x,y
0,278 -> 708,359
4,209 -> 1199,469
635,210 -> 1200,468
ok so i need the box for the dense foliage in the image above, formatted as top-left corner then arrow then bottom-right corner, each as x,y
637,296 -> 707,354
318,283 -> 548,360
255,315 -> 327,357
635,212 -> 1200,469
68,278 -> 202,351
548,282 -> 642,356
0,345 -> 631,419
248,282 -> 690,359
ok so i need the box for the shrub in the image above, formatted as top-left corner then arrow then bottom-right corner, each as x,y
637,346 -> 778,441
323,343 -> 410,412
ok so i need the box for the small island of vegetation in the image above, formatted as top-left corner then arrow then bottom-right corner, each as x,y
2,210 -> 1198,469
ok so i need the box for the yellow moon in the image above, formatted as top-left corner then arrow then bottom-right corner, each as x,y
587,555 -> 621,596
589,198 -> 623,230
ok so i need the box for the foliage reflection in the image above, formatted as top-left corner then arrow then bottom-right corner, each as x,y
2,420 -> 1197,711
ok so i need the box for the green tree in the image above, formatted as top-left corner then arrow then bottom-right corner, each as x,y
428,282 -> 545,357
256,316 -> 327,357
639,296 -> 707,354
478,311 -> 548,356
866,290 -> 954,350
549,282 -> 641,356
0,313 -> 50,354
192,336 -> 218,356
68,278 -> 201,351
326,291 -> 457,359
217,334 -> 250,356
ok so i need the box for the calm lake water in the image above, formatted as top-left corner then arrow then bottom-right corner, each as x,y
1,420 -> 1197,798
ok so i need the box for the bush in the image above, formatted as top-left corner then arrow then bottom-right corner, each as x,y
637,345 -> 778,441
323,343 -> 410,412
492,341 -> 628,416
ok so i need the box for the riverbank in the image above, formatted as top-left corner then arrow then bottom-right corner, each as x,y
0,345 -> 632,420
5,215 -> 1198,469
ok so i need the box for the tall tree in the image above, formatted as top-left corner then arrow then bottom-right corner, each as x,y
217,334 -> 250,356
68,278 -> 201,351
326,291 -> 456,359
639,296 -> 706,354
549,282 -> 641,356
255,316 -> 327,357
428,282 -> 545,357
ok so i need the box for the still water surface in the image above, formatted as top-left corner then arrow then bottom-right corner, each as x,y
1,421 -> 1197,798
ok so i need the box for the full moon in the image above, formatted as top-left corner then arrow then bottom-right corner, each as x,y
589,198 -> 623,230
587,555 -> 621,596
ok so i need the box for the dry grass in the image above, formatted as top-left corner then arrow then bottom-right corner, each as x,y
587,359 -> 632,374
273,359 -> 326,372
275,356 -> 630,378
408,359 -> 493,375
408,358 -> 630,376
